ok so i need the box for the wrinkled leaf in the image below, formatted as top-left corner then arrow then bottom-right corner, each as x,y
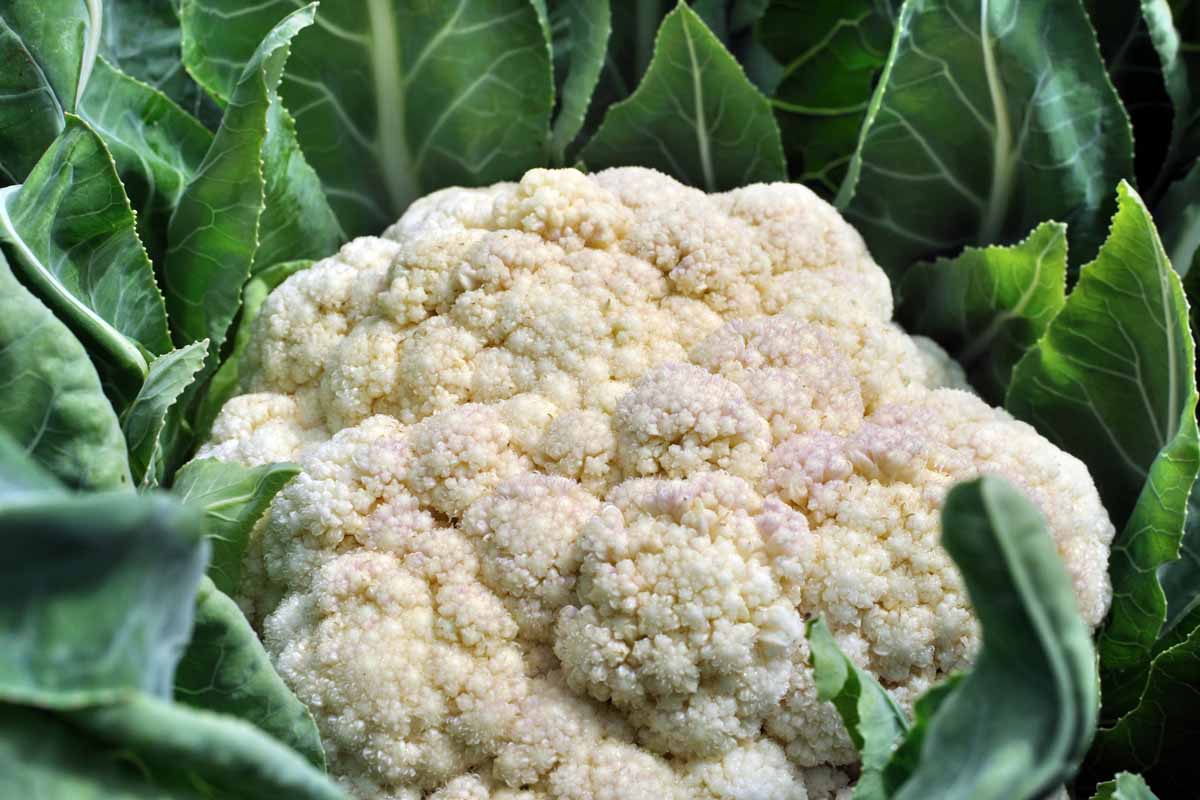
78,56 -> 214,264
175,577 -> 324,767
164,6 -> 317,354
1007,183 -> 1199,719
0,250 -> 129,490
548,0 -> 612,162
0,491 -> 207,707
0,0 -> 100,182
759,0 -> 896,196
100,0 -> 223,129
899,221 -> 1067,404
181,0 -> 554,235
194,258 -> 311,440
1092,772 -> 1161,800
840,0 -> 1133,276
0,115 -> 171,380
580,3 -> 786,190
887,476 -> 1098,800
172,457 -> 299,596
1085,623 -> 1200,796
806,617 -> 908,799
121,341 -> 208,488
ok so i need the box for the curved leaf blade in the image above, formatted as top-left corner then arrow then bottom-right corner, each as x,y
1092,772 -> 1162,800
0,115 -> 172,379
0,491 -> 207,707
806,617 -> 909,800
122,341 -> 208,488
889,477 -> 1098,800
548,0 -> 612,162
1007,183 -> 1200,718
899,221 -> 1068,404
579,2 -> 785,190
172,457 -> 299,596
164,5 -> 317,353
181,0 -> 554,235
175,577 -> 324,768
0,250 -> 129,490
839,0 -> 1133,276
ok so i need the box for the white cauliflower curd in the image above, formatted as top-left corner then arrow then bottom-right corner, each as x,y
200,167 -> 1115,799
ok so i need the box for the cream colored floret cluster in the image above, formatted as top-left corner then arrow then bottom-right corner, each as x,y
200,167 -> 1114,800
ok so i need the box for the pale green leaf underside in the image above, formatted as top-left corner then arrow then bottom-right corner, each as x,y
839,0 -> 1133,276
175,577 -> 325,768
122,341 -> 208,488
580,3 -> 786,190
1092,772 -> 1161,800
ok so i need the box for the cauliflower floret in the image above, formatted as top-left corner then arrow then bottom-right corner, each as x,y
203,166 -> 1115,799
555,474 -> 806,757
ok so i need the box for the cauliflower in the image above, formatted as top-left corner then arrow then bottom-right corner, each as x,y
201,167 -> 1114,799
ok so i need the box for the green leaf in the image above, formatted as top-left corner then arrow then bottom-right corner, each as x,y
1155,158 -> 1200,278
100,0 -> 224,130
181,0 -> 554,236
1092,772 -> 1161,800
78,56 -> 214,264
164,5 -> 318,354
175,577 -> 324,768
1085,0 -> 1176,192
839,0 -> 1133,276
0,115 -> 171,380
194,258 -> 312,441
1085,623 -> 1200,795
1158,482 -> 1200,633
1007,183 -> 1200,719
172,457 -> 299,596
887,477 -> 1098,800
0,250 -> 130,490
121,341 -> 208,489
0,0 -> 100,182
0,695 -> 348,800
758,0 -> 896,196
0,491 -> 207,707
806,617 -> 908,800
0,430 -> 62,495
899,221 -> 1068,405
579,3 -> 786,190
879,676 -> 961,791
548,0 -> 612,162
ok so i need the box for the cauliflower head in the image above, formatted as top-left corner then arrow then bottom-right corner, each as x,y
201,167 -> 1114,799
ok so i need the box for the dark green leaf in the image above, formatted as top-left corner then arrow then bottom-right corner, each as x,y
0,491 -> 207,707
839,0 -> 1133,276
548,0 -> 612,162
0,115 -> 171,380
181,0 -> 554,236
759,0 -> 896,197
175,577 -> 324,768
100,0 -> 223,130
1158,482 -> 1200,633
1085,0 -> 1175,193
1085,623 -> 1200,797
899,221 -> 1068,404
579,3 -> 786,190
0,0 -> 100,182
1155,158 -> 1200,278
164,5 -> 317,354
806,617 -> 908,800
879,676 -> 961,791
78,56 -> 214,264
887,477 -> 1098,800
0,250 -> 129,490
1092,772 -> 1161,800
1007,183 -> 1199,719
121,341 -> 208,489
194,259 -> 311,441
172,457 -> 299,596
